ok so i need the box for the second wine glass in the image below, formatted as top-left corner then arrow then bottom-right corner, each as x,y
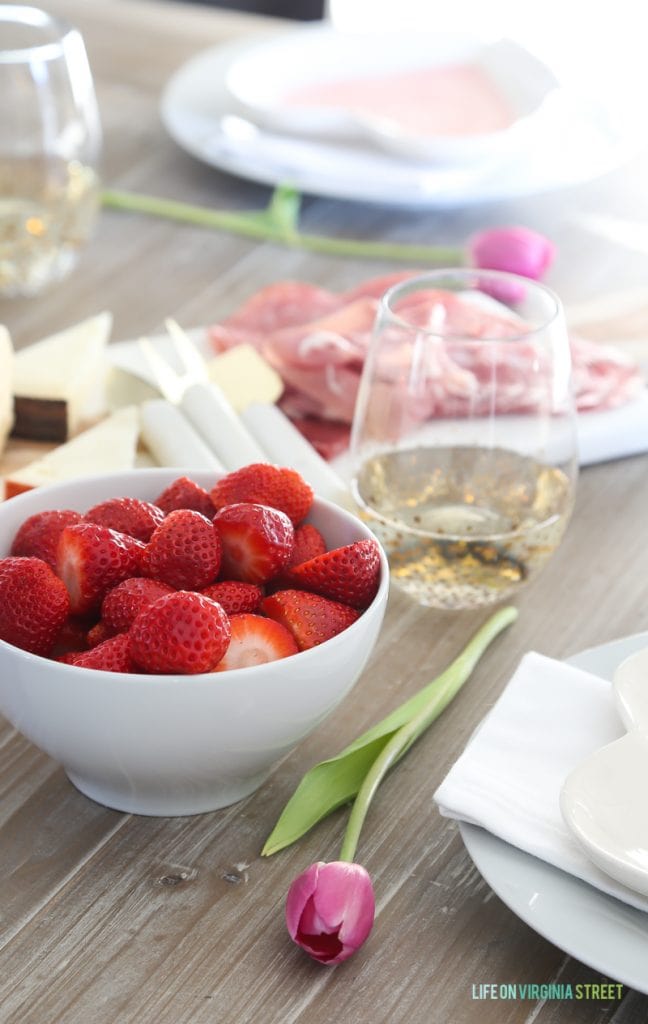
350,269 -> 578,610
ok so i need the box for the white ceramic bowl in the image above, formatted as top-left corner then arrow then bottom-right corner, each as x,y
0,469 -> 389,816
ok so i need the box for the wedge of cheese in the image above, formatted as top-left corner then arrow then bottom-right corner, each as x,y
4,406 -> 140,499
12,312 -> 112,442
207,344 -> 283,412
0,326 -> 13,456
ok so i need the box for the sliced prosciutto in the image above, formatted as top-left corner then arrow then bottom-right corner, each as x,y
207,274 -> 645,456
210,281 -> 339,353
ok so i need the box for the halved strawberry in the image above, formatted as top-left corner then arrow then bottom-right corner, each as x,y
0,557 -> 70,656
10,509 -> 83,569
154,476 -> 216,518
101,577 -> 175,635
286,539 -> 380,609
210,463 -> 313,525
68,633 -> 135,673
56,522 -> 145,615
201,580 -> 263,615
213,613 -> 298,671
288,523 -> 327,568
129,591 -> 231,674
85,497 -> 165,542
140,509 -> 221,590
213,503 -> 294,585
260,589 -> 358,650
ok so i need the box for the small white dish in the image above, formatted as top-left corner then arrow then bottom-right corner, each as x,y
224,26 -> 558,165
561,646 -> 648,897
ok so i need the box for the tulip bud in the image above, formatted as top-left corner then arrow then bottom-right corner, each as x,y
285,860 -> 375,965
469,226 -> 555,279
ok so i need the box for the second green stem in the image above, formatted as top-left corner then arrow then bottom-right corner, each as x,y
338,605 -> 518,863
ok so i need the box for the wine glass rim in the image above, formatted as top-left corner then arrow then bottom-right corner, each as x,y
0,5 -> 77,63
379,268 -> 563,343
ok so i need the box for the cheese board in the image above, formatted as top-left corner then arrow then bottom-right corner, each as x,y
2,295 -> 648,502
0,316 -> 350,505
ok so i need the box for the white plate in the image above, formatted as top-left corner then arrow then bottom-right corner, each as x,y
224,26 -> 557,165
460,630 -> 648,993
160,34 -> 634,208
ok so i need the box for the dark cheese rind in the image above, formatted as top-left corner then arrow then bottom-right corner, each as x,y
12,397 -> 69,442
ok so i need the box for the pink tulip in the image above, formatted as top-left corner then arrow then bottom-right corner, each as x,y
468,226 -> 556,303
285,860 -> 375,965
469,226 -> 555,280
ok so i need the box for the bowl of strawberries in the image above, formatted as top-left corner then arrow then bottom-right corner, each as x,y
0,464 -> 388,816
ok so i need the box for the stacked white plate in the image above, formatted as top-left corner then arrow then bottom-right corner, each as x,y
161,24 -> 634,207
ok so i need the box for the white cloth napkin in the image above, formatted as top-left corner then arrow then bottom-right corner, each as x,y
434,651 -> 648,913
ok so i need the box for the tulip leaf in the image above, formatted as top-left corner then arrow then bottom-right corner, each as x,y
261,735 -> 397,857
261,606 -> 518,857
264,184 -> 302,239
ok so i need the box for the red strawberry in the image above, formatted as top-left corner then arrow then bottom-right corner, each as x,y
52,615 -> 91,657
213,503 -> 294,584
85,497 -> 165,542
260,589 -> 359,651
56,522 -> 145,615
201,580 -> 263,615
210,463 -> 313,525
57,652 -> 80,664
286,539 -> 381,609
0,557 -> 70,655
288,523 -> 327,568
154,476 -> 216,518
86,621 -> 113,648
129,591 -> 231,674
140,509 -> 222,590
101,577 -> 174,635
214,613 -> 298,671
68,633 -> 135,673
10,509 -> 83,568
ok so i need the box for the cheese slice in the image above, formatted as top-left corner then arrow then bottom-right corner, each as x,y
12,312 -> 113,442
4,406 -> 140,499
207,344 -> 283,412
0,326 -> 14,456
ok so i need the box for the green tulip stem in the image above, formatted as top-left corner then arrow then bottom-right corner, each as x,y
101,187 -> 463,266
338,605 -> 518,864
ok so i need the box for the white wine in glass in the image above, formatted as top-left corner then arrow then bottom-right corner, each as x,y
350,270 -> 578,610
0,6 -> 101,296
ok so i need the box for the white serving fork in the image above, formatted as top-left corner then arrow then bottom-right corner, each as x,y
139,319 -> 267,470
139,320 -> 350,505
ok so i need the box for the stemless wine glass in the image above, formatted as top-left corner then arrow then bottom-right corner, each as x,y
0,5 -> 101,296
350,269 -> 578,610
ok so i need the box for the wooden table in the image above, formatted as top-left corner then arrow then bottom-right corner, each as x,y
2,3 -> 648,1021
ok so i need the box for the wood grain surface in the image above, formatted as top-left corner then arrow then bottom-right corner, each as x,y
1,2 -> 648,1021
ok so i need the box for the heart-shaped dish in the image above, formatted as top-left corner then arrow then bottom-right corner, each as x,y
224,26 -> 559,165
560,646 -> 648,896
